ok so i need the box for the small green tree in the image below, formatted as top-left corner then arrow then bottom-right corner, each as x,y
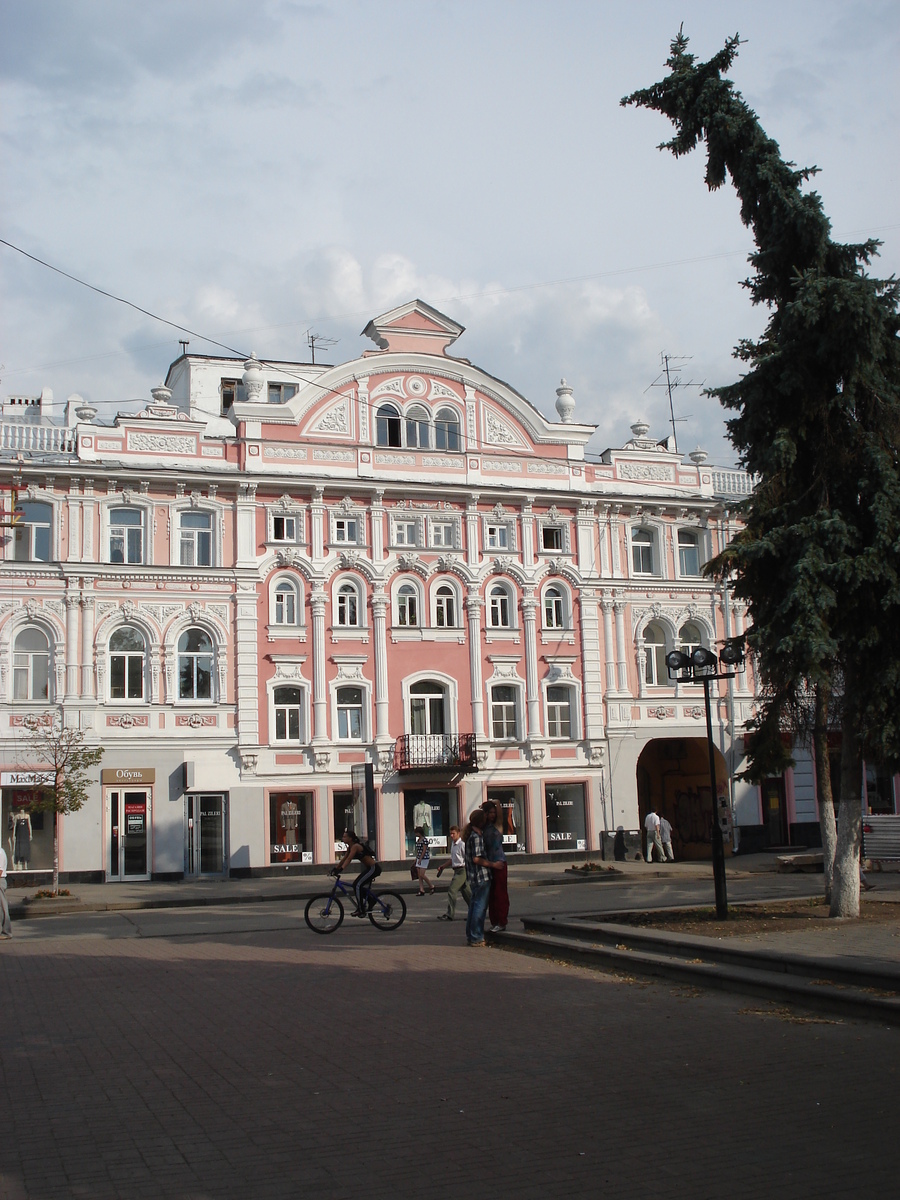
23,716 -> 103,896
623,31 -> 900,917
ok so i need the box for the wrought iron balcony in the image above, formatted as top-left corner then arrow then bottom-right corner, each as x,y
394,733 -> 478,773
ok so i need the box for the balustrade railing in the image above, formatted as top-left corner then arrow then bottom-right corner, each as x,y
394,733 -> 478,773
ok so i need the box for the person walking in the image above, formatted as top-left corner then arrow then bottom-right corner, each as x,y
481,800 -> 509,932
435,825 -> 471,921
463,810 -> 495,946
0,842 -> 11,939
644,808 -> 664,863
413,826 -> 435,896
659,814 -> 675,862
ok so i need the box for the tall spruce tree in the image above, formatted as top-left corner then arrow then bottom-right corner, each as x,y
624,31 -> 900,917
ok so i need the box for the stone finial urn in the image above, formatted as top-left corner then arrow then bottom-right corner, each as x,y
555,379 -> 575,423
242,354 -> 265,403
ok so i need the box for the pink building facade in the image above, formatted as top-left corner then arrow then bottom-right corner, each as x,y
3,300 -> 882,882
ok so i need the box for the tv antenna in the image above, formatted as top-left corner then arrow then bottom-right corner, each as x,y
645,353 -> 704,453
307,331 -> 338,365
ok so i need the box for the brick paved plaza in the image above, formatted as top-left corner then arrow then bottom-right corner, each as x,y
0,911 -> 897,1199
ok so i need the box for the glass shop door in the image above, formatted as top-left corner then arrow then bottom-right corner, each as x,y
186,793 -> 226,876
107,789 -> 151,880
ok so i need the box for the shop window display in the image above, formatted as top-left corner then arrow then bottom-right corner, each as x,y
2,790 -> 51,872
544,782 -> 587,852
404,789 -> 457,856
269,792 -> 313,863
485,787 -> 526,852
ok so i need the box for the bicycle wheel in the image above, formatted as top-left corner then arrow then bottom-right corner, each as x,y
305,893 -> 344,934
367,891 -> 407,931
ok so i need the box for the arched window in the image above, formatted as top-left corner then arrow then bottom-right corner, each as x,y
273,686 -> 303,741
397,583 -> 419,628
643,622 -> 667,687
109,627 -> 146,701
375,404 -> 401,448
336,686 -> 364,739
489,584 -> 512,629
336,582 -> 360,627
435,584 -> 457,628
434,407 -> 461,452
178,629 -> 214,700
490,685 -> 519,740
13,628 -> 50,700
109,508 -> 143,565
409,681 -> 447,736
13,502 -> 52,563
678,530 -> 701,576
543,585 -> 566,629
405,405 -> 430,449
273,580 -> 298,626
631,528 -> 655,575
679,622 -> 703,660
180,511 -> 213,566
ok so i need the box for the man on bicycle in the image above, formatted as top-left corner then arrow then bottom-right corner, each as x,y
332,829 -> 381,917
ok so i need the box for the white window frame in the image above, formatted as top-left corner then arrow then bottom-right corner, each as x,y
271,514 -> 298,543
12,626 -> 52,701
177,627 -> 216,702
488,583 -> 515,630
272,579 -> 300,627
334,578 -> 365,629
179,510 -> 214,567
676,528 -> 702,577
333,684 -> 368,741
12,501 -> 53,563
432,581 -> 461,629
108,626 -> 147,702
429,518 -> 458,549
490,682 -> 522,741
545,684 -> 575,740
630,526 -> 657,576
642,622 -> 668,688
485,523 -> 509,552
392,518 -> 419,548
434,406 -> 463,452
332,515 -> 361,546
267,382 -> 298,404
542,584 -> 569,631
394,580 -> 422,629
108,507 -> 145,565
265,665 -> 310,746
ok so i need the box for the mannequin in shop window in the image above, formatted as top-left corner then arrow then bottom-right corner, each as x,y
9,809 -> 32,871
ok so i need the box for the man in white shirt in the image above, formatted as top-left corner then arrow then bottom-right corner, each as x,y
0,844 -> 11,938
659,814 -> 675,861
644,809 -> 664,864
435,825 -> 471,921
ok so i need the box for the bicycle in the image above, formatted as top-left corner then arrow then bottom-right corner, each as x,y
304,871 -> 407,935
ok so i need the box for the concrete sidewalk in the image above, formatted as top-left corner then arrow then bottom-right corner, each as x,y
6,851 -> 784,919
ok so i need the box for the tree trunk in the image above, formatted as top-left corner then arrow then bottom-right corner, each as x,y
829,720 -> 862,918
813,685 -> 837,905
52,809 -> 60,897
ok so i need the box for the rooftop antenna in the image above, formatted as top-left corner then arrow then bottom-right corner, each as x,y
179,340 -> 189,356
307,330 -> 338,365
645,353 -> 704,454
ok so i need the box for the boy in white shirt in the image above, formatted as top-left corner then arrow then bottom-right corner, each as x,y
435,825 -> 471,921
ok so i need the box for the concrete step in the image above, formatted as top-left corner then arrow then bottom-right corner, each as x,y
489,925 -> 900,1025
519,914 -> 900,992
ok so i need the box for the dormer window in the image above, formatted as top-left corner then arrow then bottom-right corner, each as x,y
221,378 -> 240,414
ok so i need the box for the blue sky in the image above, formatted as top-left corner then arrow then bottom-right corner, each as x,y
2,0 -> 898,464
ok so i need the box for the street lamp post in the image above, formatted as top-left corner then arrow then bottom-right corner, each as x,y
665,639 -> 744,920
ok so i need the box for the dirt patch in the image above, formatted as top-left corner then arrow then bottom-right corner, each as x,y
607,898 -> 900,938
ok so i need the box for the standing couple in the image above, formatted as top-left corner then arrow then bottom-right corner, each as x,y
458,801 -> 509,947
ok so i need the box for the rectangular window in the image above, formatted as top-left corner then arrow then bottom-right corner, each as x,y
337,687 -> 364,739
334,518 -> 358,544
221,378 -> 240,414
547,686 -> 573,738
491,685 -> 519,740
545,783 -> 587,852
109,509 -> 143,565
272,515 -> 296,542
394,521 -> 417,546
431,522 -> 455,548
541,526 -> 563,551
269,792 -> 312,863
268,383 -> 298,404
678,531 -> 701,576
180,512 -> 212,567
486,524 -> 508,551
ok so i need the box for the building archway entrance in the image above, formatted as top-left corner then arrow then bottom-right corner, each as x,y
636,738 -> 731,861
